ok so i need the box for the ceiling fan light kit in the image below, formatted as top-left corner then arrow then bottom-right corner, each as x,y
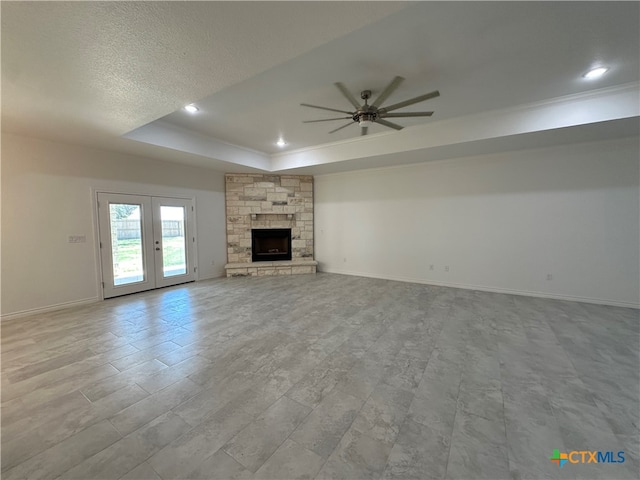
301,76 -> 439,136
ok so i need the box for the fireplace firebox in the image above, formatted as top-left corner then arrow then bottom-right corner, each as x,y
251,229 -> 292,262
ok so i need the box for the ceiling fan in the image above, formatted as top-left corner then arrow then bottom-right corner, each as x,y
301,76 -> 439,136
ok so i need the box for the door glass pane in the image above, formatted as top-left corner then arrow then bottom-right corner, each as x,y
160,206 -> 187,277
109,204 -> 145,285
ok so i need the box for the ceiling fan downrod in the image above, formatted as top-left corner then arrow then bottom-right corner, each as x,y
355,90 -> 375,126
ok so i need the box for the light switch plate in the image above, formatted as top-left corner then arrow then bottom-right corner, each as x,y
68,235 -> 86,243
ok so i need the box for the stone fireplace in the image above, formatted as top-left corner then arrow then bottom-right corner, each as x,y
224,174 -> 317,277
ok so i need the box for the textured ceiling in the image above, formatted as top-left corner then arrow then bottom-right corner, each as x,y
2,1 -> 639,174
159,1 -> 640,154
1,1 -> 406,145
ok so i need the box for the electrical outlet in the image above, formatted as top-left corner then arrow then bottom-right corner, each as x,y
547,274 -> 553,280
445,266 -> 450,272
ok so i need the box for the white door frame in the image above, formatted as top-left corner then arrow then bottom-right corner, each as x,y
94,190 -> 198,299
152,196 -> 197,289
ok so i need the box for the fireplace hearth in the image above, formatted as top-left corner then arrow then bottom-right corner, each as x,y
251,228 -> 292,262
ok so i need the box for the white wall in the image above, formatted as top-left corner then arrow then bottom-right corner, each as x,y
1,133 -> 228,317
3,133 -> 638,316
315,136 -> 640,307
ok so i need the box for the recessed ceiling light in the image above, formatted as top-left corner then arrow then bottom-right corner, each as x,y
583,67 -> 609,79
184,104 -> 199,113
276,139 -> 287,147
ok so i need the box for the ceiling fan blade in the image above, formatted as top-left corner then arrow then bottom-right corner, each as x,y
329,122 -> 355,134
334,82 -> 361,109
376,119 -> 404,131
381,90 -> 440,113
303,117 -> 352,123
300,103 -> 353,115
361,126 -> 368,136
380,111 -> 433,118
371,76 -> 404,109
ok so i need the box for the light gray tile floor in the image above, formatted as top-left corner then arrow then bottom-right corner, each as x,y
1,273 -> 638,479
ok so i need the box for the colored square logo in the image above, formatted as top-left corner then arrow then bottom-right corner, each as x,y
550,449 -> 568,467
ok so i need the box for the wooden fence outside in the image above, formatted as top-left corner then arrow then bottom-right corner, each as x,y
113,220 -> 183,240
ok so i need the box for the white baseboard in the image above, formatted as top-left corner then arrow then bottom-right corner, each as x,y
1,297 -> 100,322
2,271 -> 636,321
2,273 -> 227,322
318,268 -> 640,310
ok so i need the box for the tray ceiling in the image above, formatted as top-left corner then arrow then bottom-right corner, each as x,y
2,2 -> 638,174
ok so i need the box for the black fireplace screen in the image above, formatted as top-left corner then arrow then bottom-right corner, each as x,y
251,229 -> 292,262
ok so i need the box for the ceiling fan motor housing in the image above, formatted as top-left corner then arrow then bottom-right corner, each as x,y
355,111 -> 377,126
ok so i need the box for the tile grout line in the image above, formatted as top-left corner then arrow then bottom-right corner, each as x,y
439,300 -> 466,480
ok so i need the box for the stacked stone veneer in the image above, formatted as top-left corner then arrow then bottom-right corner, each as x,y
224,174 -> 317,277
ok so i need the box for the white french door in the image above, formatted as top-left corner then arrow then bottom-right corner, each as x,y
97,193 -> 195,298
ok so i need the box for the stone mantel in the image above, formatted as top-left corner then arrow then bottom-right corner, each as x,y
224,173 -> 316,277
